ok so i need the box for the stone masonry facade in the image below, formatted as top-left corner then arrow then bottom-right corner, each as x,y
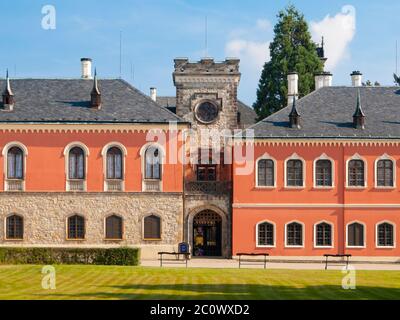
0,193 -> 183,259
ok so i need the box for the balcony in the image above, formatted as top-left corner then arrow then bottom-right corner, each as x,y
105,180 -> 124,192
67,180 -> 86,192
5,179 -> 24,192
185,181 -> 232,196
143,180 -> 162,192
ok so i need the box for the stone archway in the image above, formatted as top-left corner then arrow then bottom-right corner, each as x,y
187,205 -> 229,258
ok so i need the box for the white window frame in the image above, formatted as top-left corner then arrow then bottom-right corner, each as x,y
101,142 -> 128,192
255,154 -> 277,188
375,220 -> 396,249
346,154 -> 367,189
374,154 -> 396,189
313,154 -> 335,189
255,220 -> 276,248
346,221 -> 367,249
284,220 -> 305,248
2,142 -> 28,192
284,153 -> 306,189
140,142 -> 165,192
63,142 -> 90,192
142,213 -> 163,241
313,220 -> 334,249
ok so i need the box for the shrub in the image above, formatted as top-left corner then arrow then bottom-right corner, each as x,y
0,247 -> 140,266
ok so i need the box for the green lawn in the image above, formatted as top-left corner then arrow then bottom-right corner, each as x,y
0,265 -> 399,300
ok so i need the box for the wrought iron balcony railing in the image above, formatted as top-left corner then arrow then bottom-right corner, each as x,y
185,181 -> 231,196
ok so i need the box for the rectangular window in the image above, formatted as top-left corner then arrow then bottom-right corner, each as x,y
316,223 -> 332,247
377,160 -> 394,187
287,223 -> 303,246
348,160 -> 365,187
348,223 -> 364,247
316,160 -> 332,187
287,160 -> 303,187
258,223 -> 274,246
258,160 -> 274,187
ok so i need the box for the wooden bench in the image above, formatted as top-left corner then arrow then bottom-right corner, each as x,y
158,252 -> 190,268
237,253 -> 269,269
324,254 -> 352,270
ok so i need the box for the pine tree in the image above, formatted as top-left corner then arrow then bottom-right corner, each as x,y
253,6 -> 323,119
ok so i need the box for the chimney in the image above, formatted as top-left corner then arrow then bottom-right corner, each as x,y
287,72 -> 298,106
315,72 -> 333,90
2,70 -> 14,110
90,69 -> 101,109
150,87 -> 157,102
81,58 -> 93,79
351,71 -> 362,87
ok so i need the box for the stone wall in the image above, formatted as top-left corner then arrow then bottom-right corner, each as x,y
184,195 -> 232,258
0,192 -> 183,260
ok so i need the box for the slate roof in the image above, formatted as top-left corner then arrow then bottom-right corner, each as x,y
0,79 -> 185,123
245,86 -> 400,139
157,96 -> 258,128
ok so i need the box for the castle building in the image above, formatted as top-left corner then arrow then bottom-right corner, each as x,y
233,71 -> 400,260
1,54 -> 399,261
0,58 -> 256,259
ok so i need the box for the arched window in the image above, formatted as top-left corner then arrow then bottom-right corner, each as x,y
106,147 -> 123,180
143,215 -> 161,240
145,146 -> 161,180
257,159 -> 275,187
377,223 -> 394,247
315,222 -> 332,247
315,160 -> 332,187
347,222 -> 365,247
377,160 -> 394,187
7,147 -> 24,180
257,222 -> 274,246
6,215 -> 23,240
286,222 -> 303,246
286,160 -> 303,187
348,160 -> 365,187
105,215 -> 123,240
67,215 -> 85,240
69,147 -> 85,180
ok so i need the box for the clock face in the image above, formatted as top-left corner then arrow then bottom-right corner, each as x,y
195,101 -> 219,124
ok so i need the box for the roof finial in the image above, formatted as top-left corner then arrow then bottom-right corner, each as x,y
353,89 -> 365,129
90,68 -> 101,108
289,95 -> 301,129
5,69 -> 13,96
2,69 -> 14,108
321,36 -> 325,49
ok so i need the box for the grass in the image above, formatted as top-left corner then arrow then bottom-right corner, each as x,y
0,265 -> 399,300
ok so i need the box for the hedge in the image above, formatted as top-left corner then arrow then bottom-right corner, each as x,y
0,247 -> 140,266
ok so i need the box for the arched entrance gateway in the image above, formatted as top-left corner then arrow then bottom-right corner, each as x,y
192,210 -> 222,257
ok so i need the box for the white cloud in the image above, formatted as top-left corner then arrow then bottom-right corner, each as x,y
256,19 -> 271,31
310,5 -> 356,70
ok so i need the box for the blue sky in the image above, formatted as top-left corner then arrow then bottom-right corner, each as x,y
0,0 -> 399,105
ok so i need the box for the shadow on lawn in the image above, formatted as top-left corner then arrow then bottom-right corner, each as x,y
36,283 -> 400,300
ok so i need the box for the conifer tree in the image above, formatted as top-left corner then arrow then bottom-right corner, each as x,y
253,6 -> 323,119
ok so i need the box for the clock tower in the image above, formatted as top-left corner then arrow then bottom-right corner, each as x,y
173,57 -> 241,137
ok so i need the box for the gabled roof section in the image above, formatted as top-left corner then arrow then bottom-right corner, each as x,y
246,86 -> 400,139
0,79 -> 186,124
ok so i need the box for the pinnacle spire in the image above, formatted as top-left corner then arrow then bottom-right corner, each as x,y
289,95 -> 301,129
4,69 -> 13,96
90,68 -> 101,108
353,90 -> 365,129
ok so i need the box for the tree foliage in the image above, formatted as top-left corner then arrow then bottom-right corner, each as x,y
253,6 -> 323,119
